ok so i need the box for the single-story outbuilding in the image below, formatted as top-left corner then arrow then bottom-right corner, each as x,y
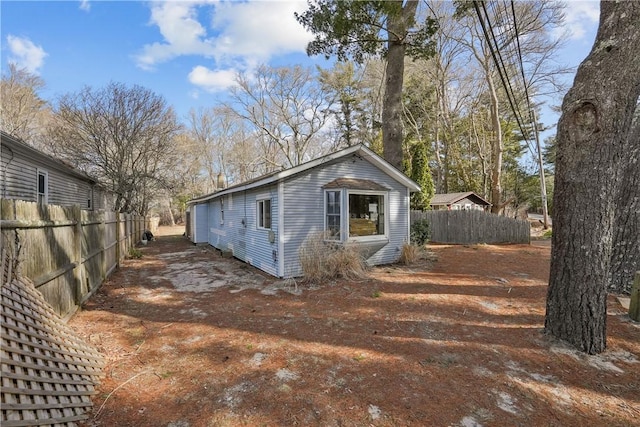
430,192 -> 491,211
187,144 -> 420,278
1,131 -> 111,210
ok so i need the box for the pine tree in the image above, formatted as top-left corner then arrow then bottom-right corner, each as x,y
409,141 -> 435,211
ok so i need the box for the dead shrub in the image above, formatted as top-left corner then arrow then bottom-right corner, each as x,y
299,232 -> 367,282
398,243 -> 437,267
398,243 -> 419,265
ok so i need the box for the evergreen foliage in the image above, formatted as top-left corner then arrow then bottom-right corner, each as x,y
408,141 -> 435,211
410,218 -> 431,245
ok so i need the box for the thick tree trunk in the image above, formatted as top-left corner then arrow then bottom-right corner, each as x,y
609,117 -> 639,294
382,25 -> 406,170
382,0 -> 418,171
545,1 -> 640,354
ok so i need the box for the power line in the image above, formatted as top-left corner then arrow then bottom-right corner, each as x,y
472,1 -> 536,159
510,0 -> 534,125
472,0 -> 549,226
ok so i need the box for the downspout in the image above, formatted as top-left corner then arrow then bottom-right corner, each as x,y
407,187 -> 411,243
278,181 -> 285,277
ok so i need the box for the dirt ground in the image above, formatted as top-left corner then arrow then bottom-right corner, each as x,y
70,226 -> 640,427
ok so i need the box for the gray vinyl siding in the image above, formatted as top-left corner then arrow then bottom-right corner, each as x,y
207,197 -> 225,249
1,142 -> 95,209
244,187 -> 279,276
1,145 -> 37,201
192,204 -> 209,243
47,167 -> 94,208
282,156 -> 409,277
204,187 -> 279,277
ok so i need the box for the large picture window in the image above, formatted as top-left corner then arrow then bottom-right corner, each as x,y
325,188 -> 387,241
257,199 -> 271,229
348,193 -> 385,237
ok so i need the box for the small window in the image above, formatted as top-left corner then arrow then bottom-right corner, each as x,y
220,198 -> 225,225
87,189 -> 92,209
326,190 -> 341,240
37,170 -> 48,206
257,199 -> 271,229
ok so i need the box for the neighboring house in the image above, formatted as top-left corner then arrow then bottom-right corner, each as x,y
430,192 -> 491,211
1,131 -> 110,210
187,144 -> 420,278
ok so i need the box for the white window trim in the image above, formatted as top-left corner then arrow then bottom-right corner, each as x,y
87,188 -> 93,210
220,197 -> 225,225
324,188 -> 389,243
324,189 -> 343,241
257,198 -> 272,230
37,168 -> 48,205
346,189 -> 389,243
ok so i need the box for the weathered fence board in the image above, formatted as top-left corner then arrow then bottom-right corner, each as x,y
411,210 -> 530,244
0,200 -> 146,318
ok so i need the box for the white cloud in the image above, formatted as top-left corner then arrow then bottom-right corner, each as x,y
6,35 -> 48,74
135,1 -> 313,92
79,0 -> 90,12
188,65 -> 238,92
561,1 -> 599,41
210,1 -> 313,62
134,1 -> 218,70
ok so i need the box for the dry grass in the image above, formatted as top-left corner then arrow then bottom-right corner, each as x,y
398,243 -> 419,265
299,232 -> 367,282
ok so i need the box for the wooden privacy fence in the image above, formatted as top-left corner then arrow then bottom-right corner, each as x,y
411,210 -> 530,244
0,200 -> 145,319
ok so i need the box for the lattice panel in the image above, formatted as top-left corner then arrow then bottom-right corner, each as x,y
1,253 -> 105,427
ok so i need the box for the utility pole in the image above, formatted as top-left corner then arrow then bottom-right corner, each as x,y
532,110 -> 550,229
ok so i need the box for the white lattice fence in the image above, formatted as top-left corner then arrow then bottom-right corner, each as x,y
1,251 -> 105,426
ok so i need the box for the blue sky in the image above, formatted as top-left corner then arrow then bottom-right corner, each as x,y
1,0 -> 600,132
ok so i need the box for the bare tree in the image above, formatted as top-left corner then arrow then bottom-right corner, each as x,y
187,105 -> 266,186
545,1 -> 640,354
188,106 -> 236,192
0,64 -> 50,148
455,1 -> 568,213
48,82 -> 181,215
227,64 -> 333,170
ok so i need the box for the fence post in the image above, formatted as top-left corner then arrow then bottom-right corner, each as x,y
0,200 -> 17,282
115,212 -> 120,265
72,205 -> 83,304
100,210 -> 106,280
629,272 -> 640,322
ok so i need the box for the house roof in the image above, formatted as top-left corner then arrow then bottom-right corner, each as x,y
430,192 -> 491,206
322,178 -> 388,191
1,131 -> 97,184
188,144 -> 420,205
